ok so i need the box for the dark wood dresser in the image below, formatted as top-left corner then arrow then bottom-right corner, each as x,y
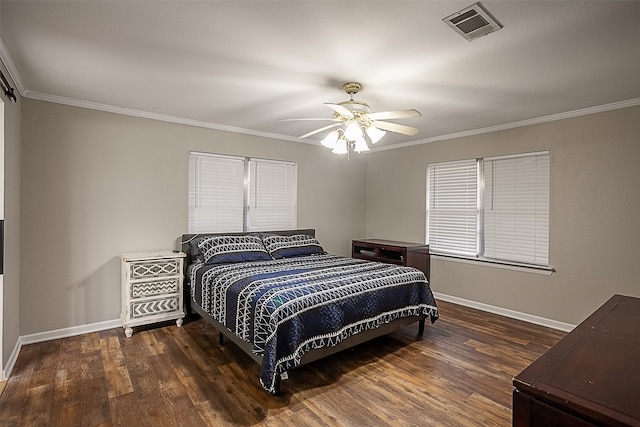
351,238 -> 429,281
513,294 -> 640,427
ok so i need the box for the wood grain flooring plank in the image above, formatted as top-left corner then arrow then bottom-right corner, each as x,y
284,356 -> 396,426
22,383 -> 55,426
362,356 -> 482,427
261,407 -> 326,427
99,335 -> 134,399
139,329 -> 165,357
193,399 -> 233,427
0,346 -> 38,422
0,300 -> 565,427
50,368 -> 83,427
80,331 -> 102,354
215,363 -> 271,425
163,327 -> 222,405
108,392 -> 147,427
79,345 -> 113,427
79,376 -> 112,426
27,340 -> 61,389
128,353 -> 205,425
465,392 -> 512,426
224,364 -> 282,411
147,346 -> 212,425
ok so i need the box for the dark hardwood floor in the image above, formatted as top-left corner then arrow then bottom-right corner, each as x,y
0,301 -> 565,426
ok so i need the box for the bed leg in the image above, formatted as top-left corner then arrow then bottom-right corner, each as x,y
418,318 -> 425,336
219,332 -> 224,346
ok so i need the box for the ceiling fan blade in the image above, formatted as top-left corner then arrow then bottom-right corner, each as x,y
299,123 -> 342,139
324,103 -> 354,118
279,118 -> 339,121
367,109 -> 422,120
372,120 -> 420,136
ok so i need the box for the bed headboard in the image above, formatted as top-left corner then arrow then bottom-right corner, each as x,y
180,228 -> 316,270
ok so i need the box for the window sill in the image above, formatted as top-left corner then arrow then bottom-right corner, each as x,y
431,253 -> 554,276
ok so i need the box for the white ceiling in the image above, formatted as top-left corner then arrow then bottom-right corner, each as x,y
1,1 -> 640,149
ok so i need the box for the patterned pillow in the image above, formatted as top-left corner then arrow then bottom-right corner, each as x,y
262,234 -> 324,259
197,235 -> 272,264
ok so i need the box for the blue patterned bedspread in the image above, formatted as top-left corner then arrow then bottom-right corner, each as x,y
189,253 -> 438,393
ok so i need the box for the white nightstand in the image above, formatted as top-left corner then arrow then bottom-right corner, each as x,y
120,250 -> 186,337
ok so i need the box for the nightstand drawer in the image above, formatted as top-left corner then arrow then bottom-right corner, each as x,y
120,250 -> 186,337
130,296 -> 179,319
130,278 -> 180,299
129,259 -> 181,279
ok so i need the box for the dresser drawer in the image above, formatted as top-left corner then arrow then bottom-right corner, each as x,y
130,278 -> 179,299
130,296 -> 180,319
129,259 -> 181,279
352,239 -> 430,280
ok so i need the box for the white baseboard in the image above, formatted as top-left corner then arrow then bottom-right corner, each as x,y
434,292 -> 575,332
3,296 -> 573,380
20,318 -> 122,345
3,318 -> 121,379
3,336 -> 21,382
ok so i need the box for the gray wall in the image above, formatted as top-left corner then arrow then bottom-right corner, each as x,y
20,99 -> 366,335
365,105 -> 640,325
1,61 -> 21,370
15,98 -> 640,336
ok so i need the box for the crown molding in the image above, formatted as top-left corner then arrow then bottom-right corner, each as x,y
27,91 -> 640,153
23,89 -> 312,145
0,36 -> 309,144
27,89 -> 640,152
4,29 -> 638,150
0,36 -> 25,95
372,97 -> 640,152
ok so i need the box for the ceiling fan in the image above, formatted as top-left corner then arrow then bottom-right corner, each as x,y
282,82 -> 421,154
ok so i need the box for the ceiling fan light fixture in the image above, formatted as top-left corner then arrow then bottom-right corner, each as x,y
344,121 -> 363,141
353,136 -> 370,153
366,126 -> 386,144
283,81 -> 420,155
332,138 -> 348,155
321,130 -> 339,149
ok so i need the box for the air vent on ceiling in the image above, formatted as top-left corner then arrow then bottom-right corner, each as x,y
443,2 -> 502,41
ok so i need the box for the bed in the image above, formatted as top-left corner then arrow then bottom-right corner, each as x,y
181,229 -> 438,394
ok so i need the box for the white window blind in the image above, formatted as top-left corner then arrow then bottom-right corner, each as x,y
426,152 -> 550,267
188,153 -> 245,233
483,153 -> 549,265
188,152 -> 297,233
248,158 -> 297,231
427,160 -> 479,256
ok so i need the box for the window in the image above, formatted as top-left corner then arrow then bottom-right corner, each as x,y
483,153 -> 550,265
426,159 -> 479,256
189,152 -> 297,233
189,153 -> 245,233
248,158 -> 297,231
427,151 -> 549,267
